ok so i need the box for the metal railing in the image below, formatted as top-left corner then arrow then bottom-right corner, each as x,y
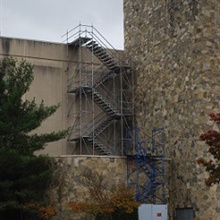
68,111 -> 109,140
62,24 -> 122,63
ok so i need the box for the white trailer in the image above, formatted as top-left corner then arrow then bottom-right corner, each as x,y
138,204 -> 168,220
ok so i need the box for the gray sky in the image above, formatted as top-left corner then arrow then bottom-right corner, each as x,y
1,0 -> 124,49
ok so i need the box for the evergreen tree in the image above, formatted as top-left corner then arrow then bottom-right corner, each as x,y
0,57 -> 67,219
0,57 -> 67,155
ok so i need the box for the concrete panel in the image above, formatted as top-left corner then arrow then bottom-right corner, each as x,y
0,37 -> 68,156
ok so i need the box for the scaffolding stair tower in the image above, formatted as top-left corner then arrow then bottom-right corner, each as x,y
126,127 -> 167,204
66,25 -> 133,156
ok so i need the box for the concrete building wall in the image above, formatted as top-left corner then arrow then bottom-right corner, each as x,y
0,37 -> 129,220
0,36 -> 126,156
124,0 -> 220,219
0,37 -> 69,156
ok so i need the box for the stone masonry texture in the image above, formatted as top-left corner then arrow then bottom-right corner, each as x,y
124,0 -> 220,219
48,156 -> 127,220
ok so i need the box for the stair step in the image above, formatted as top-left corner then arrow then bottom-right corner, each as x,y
109,66 -> 119,71
69,37 -> 91,47
93,46 -> 103,51
98,54 -> 109,60
106,64 -> 117,69
86,41 -> 96,46
105,62 -> 117,67
102,57 -> 113,62
109,65 -> 118,69
84,39 -> 121,73
92,45 -> 99,50
99,103 -> 109,107
107,63 -> 117,67
93,44 -> 100,48
95,99 -> 104,102
101,57 -> 112,62
95,50 -> 105,56
94,144 -> 110,155
106,109 -> 114,113
89,118 -> 113,137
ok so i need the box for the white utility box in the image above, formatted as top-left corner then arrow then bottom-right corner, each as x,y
138,204 -> 168,220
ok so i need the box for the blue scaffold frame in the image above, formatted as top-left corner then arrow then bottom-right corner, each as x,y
126,126 -> 166,204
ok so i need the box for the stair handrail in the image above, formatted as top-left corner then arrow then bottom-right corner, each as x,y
62,24 -> 80,43
93,139 -> 110,155
86,31 -> 121,63
95,133 -> 118,155
68,112 -> 94,139
94,86 -> 121,114
90,118 -> 113,138
120,93 -> 134,116
67,63 -> 80,92
85,112 -> 109,135
67,63 -> 94,92
70,64 -> 111,89
93,65 -> 112,86
68,111 -> 108,139
62,24 -> 90,43
125,127 -> 151,156
67,113 -> 81,140
62,24 -> 123,63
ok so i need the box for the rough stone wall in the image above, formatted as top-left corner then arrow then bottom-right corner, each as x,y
49,156 -> 127,220
124,0 -> 220,219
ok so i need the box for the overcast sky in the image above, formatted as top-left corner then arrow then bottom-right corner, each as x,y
1,0 -> 124,49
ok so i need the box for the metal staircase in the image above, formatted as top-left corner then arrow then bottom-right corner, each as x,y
87,138 -> 111,156
126,127 -> 167,204
65,25 -> 134,156
93,67 -> 113,88
67,64 -> 121,155
85,40 -> 121,72
70,37 -> 121,72
94,90 -> 116,115
68,85 -> 120,155
87,88 -> 120,118
88,116 -> 113,138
